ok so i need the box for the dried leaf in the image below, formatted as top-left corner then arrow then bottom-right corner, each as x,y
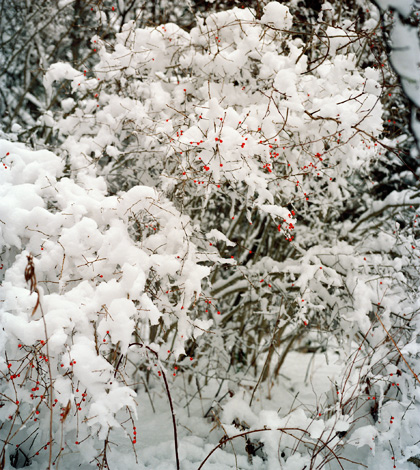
24,255 -> 40,316
61,400 -> 71,423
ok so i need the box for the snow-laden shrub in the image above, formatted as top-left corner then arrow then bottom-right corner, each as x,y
41,0 -> 392,377
2,1 -> 420,469
0,138 -> 217,466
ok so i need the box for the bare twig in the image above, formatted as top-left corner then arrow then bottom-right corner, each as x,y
115,342 -> 180,470
25,255 -> 54,469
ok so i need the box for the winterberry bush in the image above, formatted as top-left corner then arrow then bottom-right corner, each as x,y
1,1 -> 420,469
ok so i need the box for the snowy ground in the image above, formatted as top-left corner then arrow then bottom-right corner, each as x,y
22,350 -> 344,470
9,345 -> 419,470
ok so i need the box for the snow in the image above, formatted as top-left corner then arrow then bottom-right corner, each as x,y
375,0 -> 420,147
206,229 -> 236,247
389,17 -> 420,106
3,1 -> 420,469
43,63 -> 82,100
0,349 -> 343,470
376,0 -> 413,16
140,293 -> 162,325
0,138 -> 223,465
261,2 -> 293,29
